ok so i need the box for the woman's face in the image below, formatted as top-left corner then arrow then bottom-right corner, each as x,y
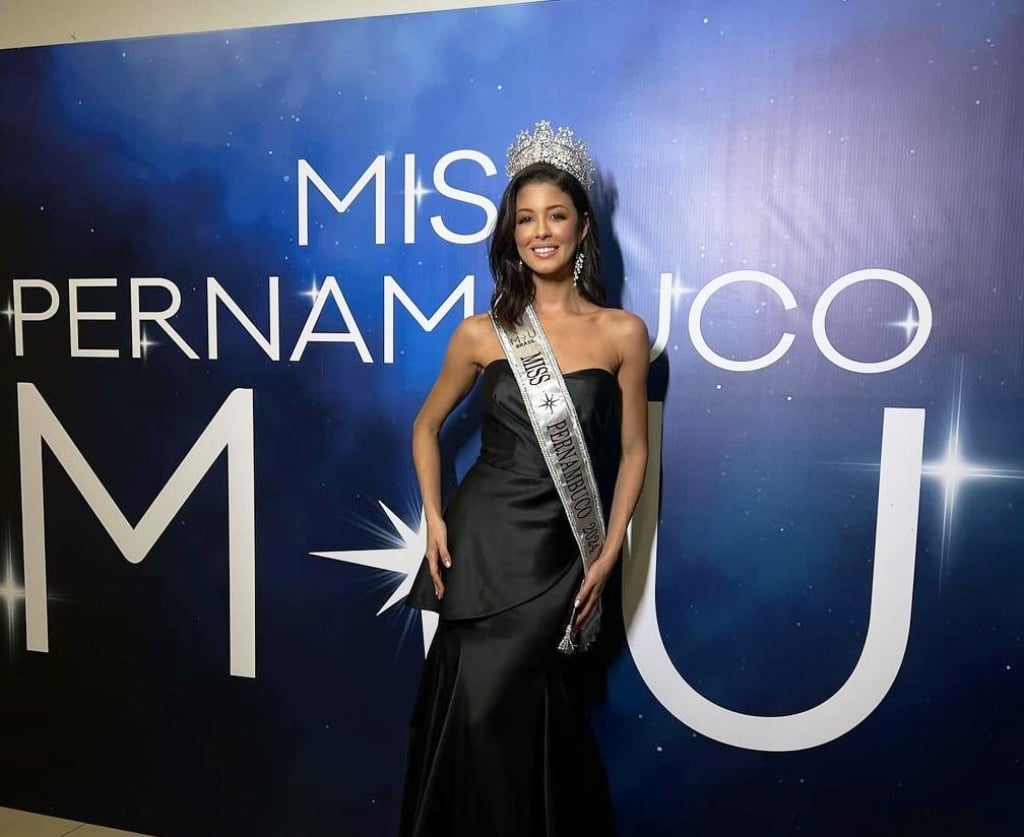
514,180 -> 588,280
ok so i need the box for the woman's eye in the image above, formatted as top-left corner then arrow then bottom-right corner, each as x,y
517,216 -> 532,224
551,213 -> 567,221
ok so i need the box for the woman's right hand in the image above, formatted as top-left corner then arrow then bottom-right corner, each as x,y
424,519 -> 452,599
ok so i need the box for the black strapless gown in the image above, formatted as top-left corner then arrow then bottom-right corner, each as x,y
400,359 -> 620,837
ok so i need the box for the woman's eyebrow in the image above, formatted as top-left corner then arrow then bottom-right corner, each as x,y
517,204 -> 569,212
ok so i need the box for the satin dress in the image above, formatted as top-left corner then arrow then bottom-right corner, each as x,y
400,358 -> 620,837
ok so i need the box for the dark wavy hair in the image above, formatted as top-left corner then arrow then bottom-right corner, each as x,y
489,162 -> 604,329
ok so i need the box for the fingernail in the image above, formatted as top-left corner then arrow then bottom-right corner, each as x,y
574,599 -> 581,608
443,559 -> 451,568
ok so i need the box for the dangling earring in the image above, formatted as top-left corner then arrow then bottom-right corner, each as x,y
572,250 -> 585,288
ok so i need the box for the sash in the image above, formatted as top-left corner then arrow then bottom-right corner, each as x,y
492,304 -> 606,654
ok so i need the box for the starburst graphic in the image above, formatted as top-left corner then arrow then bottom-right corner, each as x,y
826,360 -> 1024,590
311,502 -> 438,655
138,327 -> 157,359
537,392 -> 560,413
300,276 -> 321,301
889,305 -> 920,342
1,525 -> 26,658
921,363 -> 1024,588
408,175 -> 433,207
670,276 -> 696,303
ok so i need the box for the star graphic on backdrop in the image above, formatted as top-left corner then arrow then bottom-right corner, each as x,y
825,360 -> 1024,590
138,327 -> 157,359
889,305 -> 920,343
311,502 -> 438,655
407,175 -> 433,207
921,363 -> 1024,589
0,527 -> 26,658
300,277 -> 320,301
670,276 -> 697,303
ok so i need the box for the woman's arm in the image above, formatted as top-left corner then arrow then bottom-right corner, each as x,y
575,312 -> 650,628
411,316 -> 487,599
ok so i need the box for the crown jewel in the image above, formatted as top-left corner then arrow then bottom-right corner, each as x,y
506,120 -> 595,190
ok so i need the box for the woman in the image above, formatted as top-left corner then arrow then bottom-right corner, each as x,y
399,121 -> 649,837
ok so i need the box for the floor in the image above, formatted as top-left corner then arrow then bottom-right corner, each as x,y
0,807 -> 150,837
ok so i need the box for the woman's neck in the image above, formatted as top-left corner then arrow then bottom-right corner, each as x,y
532,278 -> 578,315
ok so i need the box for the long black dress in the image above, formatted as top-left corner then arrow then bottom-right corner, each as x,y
400,358 -> 620,837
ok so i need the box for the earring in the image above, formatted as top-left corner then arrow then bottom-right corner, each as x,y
572,250 -> 585,288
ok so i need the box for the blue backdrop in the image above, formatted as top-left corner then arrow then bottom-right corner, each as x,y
1,0 -> 1022,834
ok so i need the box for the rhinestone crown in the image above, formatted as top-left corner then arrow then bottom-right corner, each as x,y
505,120 -> 595,190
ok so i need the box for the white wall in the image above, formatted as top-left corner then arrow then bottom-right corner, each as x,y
0,0 -> 543,49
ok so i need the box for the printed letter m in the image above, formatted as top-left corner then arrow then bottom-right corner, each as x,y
17,384 -> 256,677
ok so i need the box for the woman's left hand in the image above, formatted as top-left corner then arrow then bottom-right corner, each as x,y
574,555 -> 614,629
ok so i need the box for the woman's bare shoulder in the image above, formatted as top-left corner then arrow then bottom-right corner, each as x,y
447,312 -> 499,364
599,307 -> 649,346
460,311 -> 494,329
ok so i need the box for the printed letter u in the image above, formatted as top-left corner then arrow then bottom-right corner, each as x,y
623,403 -> 925,751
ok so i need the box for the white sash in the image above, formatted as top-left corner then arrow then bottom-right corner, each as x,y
492,304 -> 606,653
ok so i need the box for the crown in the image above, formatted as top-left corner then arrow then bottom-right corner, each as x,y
505,120 -> 595,190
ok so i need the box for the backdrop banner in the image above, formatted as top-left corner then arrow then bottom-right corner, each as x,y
1,1 -> 1022,834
